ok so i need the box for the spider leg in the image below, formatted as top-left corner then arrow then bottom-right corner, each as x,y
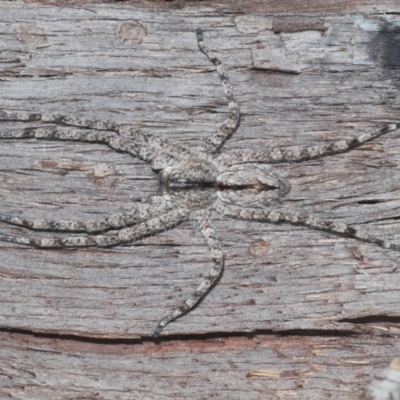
0,111 -> 189,167
196,28 -> 240,153
0,200 -> 173,233
152,210 -> 224,338
0,125 -> 150,159
215,202 -> 400,252
0,208 -> 190,248
217,124 -> 400,166
0,110 -> 119,131
117,125 -> 191,169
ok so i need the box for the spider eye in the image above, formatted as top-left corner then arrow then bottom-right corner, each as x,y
169,178 -> 195,190
172,179 -> 188,184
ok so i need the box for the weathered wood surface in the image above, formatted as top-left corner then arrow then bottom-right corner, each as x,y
0,331 -> 399,400
1,1 -> 400,398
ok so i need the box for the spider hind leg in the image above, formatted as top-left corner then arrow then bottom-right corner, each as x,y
153,211 -> 224,338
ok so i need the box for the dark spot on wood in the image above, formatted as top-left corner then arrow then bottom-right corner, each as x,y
357,199 -> 383,205
255,41 -> 265,50
280,369 -> 300,378
272,16 -> 327,34
349,247 -> 364,261
349,138 -> 360,146
117,21 -> 148,44
18,24 -> 48,46
369,20 -> 400,68
346,227 -> 357,235
89,164 -> 121,189
375,239 -> 385,247
37,160 -> 59,168
248,240 -> 269,257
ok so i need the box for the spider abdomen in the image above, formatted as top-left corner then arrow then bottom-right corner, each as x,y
216,164 -> 290,208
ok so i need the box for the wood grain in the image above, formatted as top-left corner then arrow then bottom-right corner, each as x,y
0,1 -> 400,398
0,331 -> 399,400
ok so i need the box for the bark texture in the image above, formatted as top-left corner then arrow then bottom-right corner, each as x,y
0,1 -> 400,398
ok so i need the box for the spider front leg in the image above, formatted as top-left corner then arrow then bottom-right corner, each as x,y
0,111 -> 189,168
0,124 -> 152,162
0,125 -> 179,232
0,110 -> 119,131
152,210 -> 224,338
196,29 -> 240,153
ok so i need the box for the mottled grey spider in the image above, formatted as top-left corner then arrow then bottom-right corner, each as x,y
0,29 -> 399,338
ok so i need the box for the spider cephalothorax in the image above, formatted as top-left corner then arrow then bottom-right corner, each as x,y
0,28 -> 399,338
160,158 -> 219,208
